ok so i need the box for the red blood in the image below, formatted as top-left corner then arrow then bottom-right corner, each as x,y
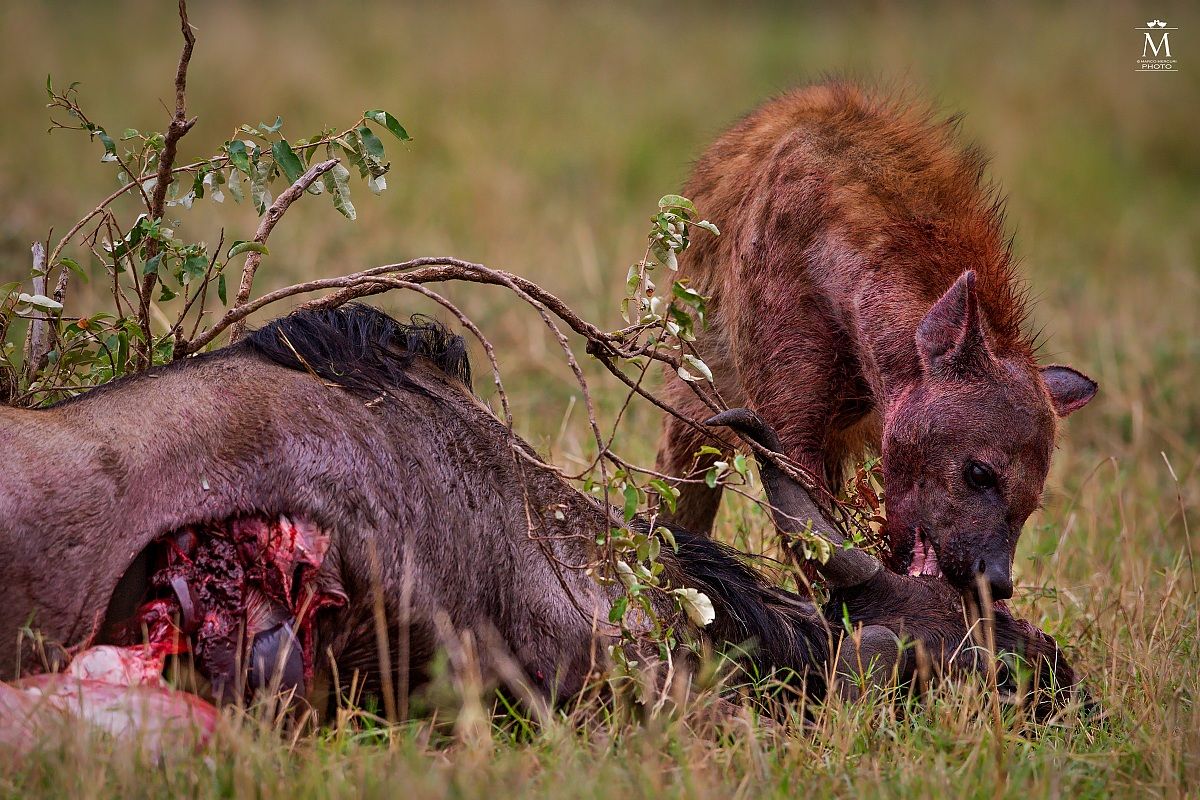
112,514 -> 341,700
1,514 -> 342,752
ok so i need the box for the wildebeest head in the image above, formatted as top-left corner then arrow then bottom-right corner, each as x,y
881,270 -> 1097,599
708,407 -> 1084,711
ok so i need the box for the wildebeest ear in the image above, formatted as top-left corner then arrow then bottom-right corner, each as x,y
916,270 -> 992,376
1040,365 -> 1098,416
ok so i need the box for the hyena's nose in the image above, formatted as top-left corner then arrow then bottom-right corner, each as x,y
976,556 -> 1014,601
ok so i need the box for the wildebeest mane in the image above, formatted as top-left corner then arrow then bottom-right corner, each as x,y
653,520 -> 829,687
243,304 -> 473,395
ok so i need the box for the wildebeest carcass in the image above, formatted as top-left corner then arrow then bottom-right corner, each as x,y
0,305 -> 1080,743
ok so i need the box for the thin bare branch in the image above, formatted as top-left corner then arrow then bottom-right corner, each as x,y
149,0 -> 197,224
137,0 -> 197,364
226,158 -> 339,343
189,259 -> 605,354
171,228 -> 224,358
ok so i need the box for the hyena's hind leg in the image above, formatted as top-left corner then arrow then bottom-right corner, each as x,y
654,375 -> 729,535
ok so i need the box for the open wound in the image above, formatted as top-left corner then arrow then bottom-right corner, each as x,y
105,514 -> 344,702
14,513 -> 346,706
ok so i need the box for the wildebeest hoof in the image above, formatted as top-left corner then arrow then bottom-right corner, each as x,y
703,408 -> 784,453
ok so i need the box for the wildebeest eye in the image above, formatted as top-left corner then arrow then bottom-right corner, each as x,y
964,461 -> 998,491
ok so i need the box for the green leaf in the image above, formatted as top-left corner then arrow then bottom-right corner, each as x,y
658,194 -> 697,216
260,115 -> 284,133
217,273 -> 227,304
271,139 -> 306,184
250,159 -> 272,215
648,479 -> 678,515
608,595 -> 628,624
357,125 -> 386,160
336,131 -> 369,178
227,240 -> 270,259
105,215 -> 149,260
638,535 -> 661,564
116,331 -> 129,375
226,139 -> 252,174
654,525 -> 678,553
625,263 -> 642,294
142,253 -> 163,275
649,238 -> 676,271
363,109 -> 411,141
182,254 -> 209,279
622,484 -> 639,522
693,220 -> 720,236
672,281 -> 705,304
321,161 -> 356,220
59,257 -> 88,282
157,283 -> 177,302
96,128 -> 116,162
354,124 -> 390,182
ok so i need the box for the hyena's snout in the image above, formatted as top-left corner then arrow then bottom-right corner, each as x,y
975,549 -> 1014,601
939,531 -> 1015,601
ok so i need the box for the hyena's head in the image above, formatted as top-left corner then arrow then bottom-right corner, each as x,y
881,270 -> 1096,600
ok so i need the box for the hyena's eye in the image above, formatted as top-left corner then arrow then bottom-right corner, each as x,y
964,461 -> 998,491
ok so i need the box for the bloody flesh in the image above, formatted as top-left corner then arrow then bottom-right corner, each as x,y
1,514 -> 341,755
119,514 -> 339,700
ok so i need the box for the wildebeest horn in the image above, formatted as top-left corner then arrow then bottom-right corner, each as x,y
704,409 -> 882,589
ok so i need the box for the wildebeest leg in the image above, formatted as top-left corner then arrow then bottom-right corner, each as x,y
655,373 -> 729,535
833,625 -> 905,701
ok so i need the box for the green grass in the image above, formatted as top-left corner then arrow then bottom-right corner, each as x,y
0,1 -> 1197,797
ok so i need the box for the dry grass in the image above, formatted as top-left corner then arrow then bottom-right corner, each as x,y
0,1 -> 1197,797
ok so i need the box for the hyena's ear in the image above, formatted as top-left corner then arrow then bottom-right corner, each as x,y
916,270 -> 993,377
1040,365 -> 1098,416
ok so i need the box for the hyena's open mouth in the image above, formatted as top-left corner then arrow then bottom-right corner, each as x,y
2,514 -> 344,754
908,527 -> 943,579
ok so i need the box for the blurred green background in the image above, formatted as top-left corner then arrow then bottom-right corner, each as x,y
0,1 -> 1197,794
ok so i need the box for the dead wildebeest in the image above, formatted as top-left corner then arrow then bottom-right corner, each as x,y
0,305 -> 1079,734
656,81 -> 1098,601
